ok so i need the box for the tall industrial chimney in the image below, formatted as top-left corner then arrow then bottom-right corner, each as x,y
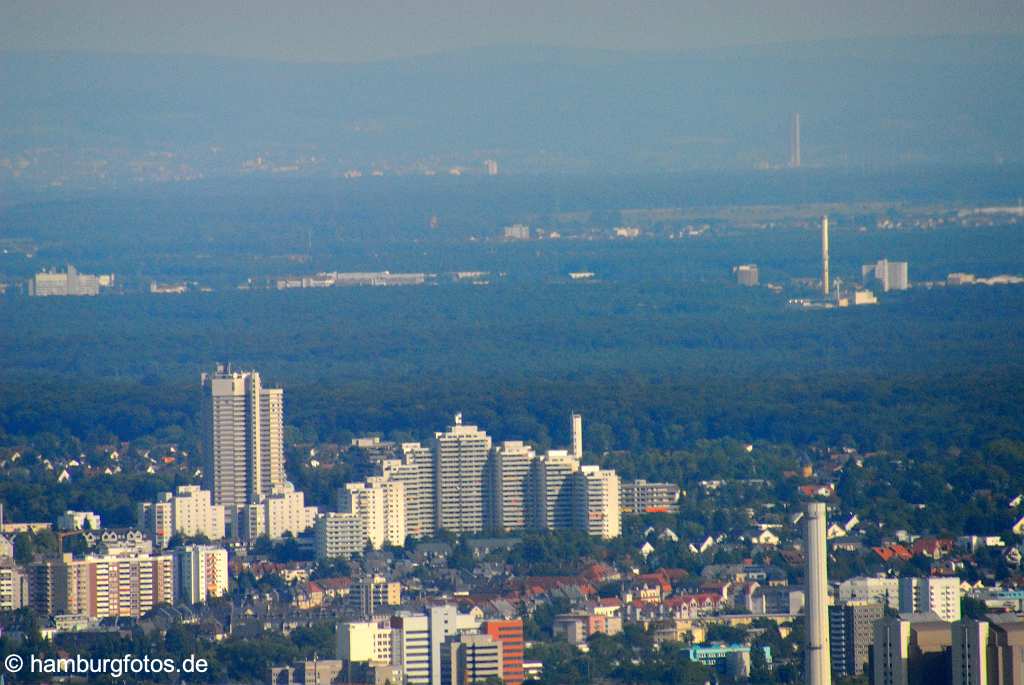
571,412 -> 583,460
805,501 -> 832,685
821,215 -> 830,297
790,113 -> 801,168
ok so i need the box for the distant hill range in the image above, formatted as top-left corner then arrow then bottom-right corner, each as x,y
1,36 -> 1023,185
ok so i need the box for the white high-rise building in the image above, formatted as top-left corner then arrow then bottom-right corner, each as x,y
0,563 -> 27,611
805,502 -> 831,685
898,576 -> 961,622
391,614 -> 431,685
138,485 -> 226,548
337,618 -> 396,665
174,544 -> 228,605
440,633 -> 503,685
489,441 -> 536,532
433,414 -> 492,534
573,465 -> 620,539
338,477 -> 407,550
530,451 -> 579,530
242,482 -> 318,541
379,442 -> 435,539
315,512 -> 366,559
201,365 -> 286,521
836,576 -> 900,609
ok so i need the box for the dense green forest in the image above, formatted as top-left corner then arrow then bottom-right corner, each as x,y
1,280 -> 1022,454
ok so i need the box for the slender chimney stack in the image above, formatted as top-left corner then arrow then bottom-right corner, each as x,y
821,215 -> 830,296
790,113 -> 802,168
571,413 -> 583,460
805,501 -> 832,685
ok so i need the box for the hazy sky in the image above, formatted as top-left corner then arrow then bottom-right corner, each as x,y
2,0 -> 1023,63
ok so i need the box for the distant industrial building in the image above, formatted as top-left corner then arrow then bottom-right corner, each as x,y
30,264 -> 113,296
503,224 -> 531,240
734,264 -> 760,286
863,259 -> 910,292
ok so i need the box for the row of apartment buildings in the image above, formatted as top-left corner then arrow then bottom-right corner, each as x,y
315,414 -> 622,560
21,540 -> 227,619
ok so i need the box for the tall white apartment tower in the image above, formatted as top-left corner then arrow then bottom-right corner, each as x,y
571,413 -> 583,460
338,477 -> 407,549
201,364 -> 285,517
574,465 -> 621,539
530,451 -> 579,530
805,502 -> 832,685
433,414 -> 492,534
489,441 -> 537,532
379,442 -> 436,539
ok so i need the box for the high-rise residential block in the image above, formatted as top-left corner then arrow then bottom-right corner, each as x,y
837,576 -> 900,609
174,544 -> 228,605
29,550 -> 174,619
488,441 -> 536,532
241,482 -> 318,541
440,633 -> 502,685
339,477 -> 407,549
829,602 -> 884,678
899,577 -> 961,622
138,485 -> 226,548
0,562 -> 27,611
619,479 -> 681,514
379,442 -> 436,539
347,575 -> 402,618
573,465 -> 621,539
391,613 -> 431,685
337,618 -> 396,665
871,614 -> 952,685
987,614 -> 1024,685
201,364 -> 285,520
482,619 -> 525,685
530,450 -> 579,530
952,619 -> 989,685
315,512 -> 366,560
433,414 -> 492,534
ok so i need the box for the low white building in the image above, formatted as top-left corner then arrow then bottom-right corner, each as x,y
138,485 -> 226,548
242,482 -> 318,541
57,511 -> 102,531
